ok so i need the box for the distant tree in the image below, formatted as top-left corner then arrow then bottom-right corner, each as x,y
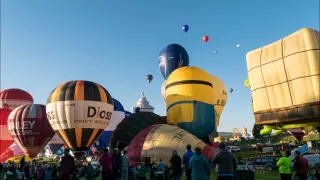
252,124 -> 263,139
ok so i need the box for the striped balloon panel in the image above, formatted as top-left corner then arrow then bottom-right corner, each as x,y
0,108 -> 14,155
7,104 -> 54,158
0,88 -> 33,110
110,112 -> 164,151
46,80 -> 114,152
0,142 -> 25,163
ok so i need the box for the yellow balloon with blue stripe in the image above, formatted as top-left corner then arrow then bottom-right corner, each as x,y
165,66 -> 215,140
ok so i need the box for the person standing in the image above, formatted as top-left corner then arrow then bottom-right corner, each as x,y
60,148 -> 75,180
276,150 -> 292,180
121,149 -> 130,180
293,151 -> 309,180
183,145 -> 194,180
112,148 -> 123,180
211,142 -> 237,180
99,148 -> 113,180
189,147 -> 211,180
170,150 -> 182,180
20,156 -> 25,169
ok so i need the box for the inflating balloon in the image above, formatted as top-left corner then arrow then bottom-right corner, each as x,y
0,108 -> 13,155
287,129 -> 305,142
166,66 -> 215,140
46,80 -> 114,158
95,98 -> 125,149
161,81 -> 166,100
146,74 -> 153,84
110,112 -> 165,150
246,28 -> 320,126
127,124 -> 215,166
203,36 -> 209,43
0,88 -> 33,110
181,25 -> 189,33
0,142 -> 25,163
159,44 -> 189,79
8,104 -> 55,158
46,134 -> 65,154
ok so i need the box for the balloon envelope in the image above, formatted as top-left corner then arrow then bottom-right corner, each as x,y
159,44 -> 189,79
203,36 -> 209,42
161,81 -> 166,100
166,66 -> 216,140
110,112 -> 165,150
246,28 -> 320,126
0,88 -> 33,110
8,104 -> 55,158
0,142 -> 25,162
127,124 -> 215,166
95,98 -> 125,149
0,108 -> 14,155
146,74 -> 153,83
46,80 -> 114,155
47,134 -> 65,154
209,75 -> 227,127
182,25 -> 189,33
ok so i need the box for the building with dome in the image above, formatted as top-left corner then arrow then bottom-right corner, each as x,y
131,91 -> 154,113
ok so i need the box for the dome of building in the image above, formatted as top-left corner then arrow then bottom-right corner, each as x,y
131,91 -> 154,113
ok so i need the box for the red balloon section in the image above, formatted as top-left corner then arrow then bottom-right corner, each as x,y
0,88 -> 33,110
0,108 -> 14,155
8,104 -> 55,158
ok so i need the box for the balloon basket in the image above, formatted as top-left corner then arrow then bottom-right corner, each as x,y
73,151 -> 86,160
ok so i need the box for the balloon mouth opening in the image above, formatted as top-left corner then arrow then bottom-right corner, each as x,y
73,151 -> 86,159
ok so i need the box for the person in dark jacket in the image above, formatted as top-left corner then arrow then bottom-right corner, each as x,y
99,148 -> 113,180
183,145 -> 195,180
60,148 -> 75,180
20,156 -> 25,169
112,148 -> 123,180
211,142 -> 237,180
293,151 -> 309,180
170,150 -> 182,180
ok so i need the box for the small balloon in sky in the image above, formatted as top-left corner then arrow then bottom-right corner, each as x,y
236,44 -> 240,48
181,25 -> 189,33
213,50 -> 218,54
203,36 -> 209,43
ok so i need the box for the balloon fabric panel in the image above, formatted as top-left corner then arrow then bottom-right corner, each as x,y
0,108 -> 14,155
0,89 -> 33,110
46,80 -> 114,152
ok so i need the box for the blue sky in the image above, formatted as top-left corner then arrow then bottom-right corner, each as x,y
1,0 -> 319,133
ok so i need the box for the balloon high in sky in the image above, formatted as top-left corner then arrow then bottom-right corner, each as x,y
181,25 -> 189,33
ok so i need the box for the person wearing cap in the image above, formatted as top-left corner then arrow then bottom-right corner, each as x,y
60,148 -> 75,180
99,148 -> 113,180
211,142 -> 236,180
189,147 -> 211,180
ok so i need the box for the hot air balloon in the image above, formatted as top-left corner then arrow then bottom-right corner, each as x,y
7,104 -> 55,158
46,134 -> 65,154
159,44 -> 189,79
0,142 -> 25,162
0,108 -> 13,155
181,25 -> 189,33
209,75 -> 228,128
246,28 -> 320,132
95,98 -> 125,149
46,80 -> 114,158
127,124 -> 215,166
229,88 -> 233,93
287,128 -> 305,142
110,112 -> 165,151
236,44 -> 240,48
166,66 -> 216,140
203,36 -> 209,43
146,74 -> 153,84
161,81 -> 166,100
0,88 -> 33,110
213,50 -> 218,54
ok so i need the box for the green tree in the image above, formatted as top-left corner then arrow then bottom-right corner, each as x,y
252,124 -> 263,139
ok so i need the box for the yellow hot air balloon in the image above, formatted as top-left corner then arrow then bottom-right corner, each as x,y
246,28 -> 320,128
165,66 -> 215,140
209,75 -> 227,127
